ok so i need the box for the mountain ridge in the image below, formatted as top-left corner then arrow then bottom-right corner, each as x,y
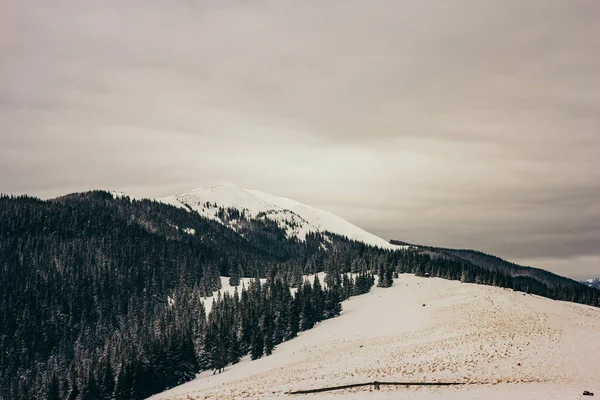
582,278 -> 600,289
389,240 -> 592,294
156,185 -> 400,250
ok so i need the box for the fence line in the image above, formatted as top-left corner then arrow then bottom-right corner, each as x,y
289,381 -> 468,395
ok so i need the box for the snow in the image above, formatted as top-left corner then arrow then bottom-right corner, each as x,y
201,273 -> 328,314
182,228 -> 196,236
201,277 -> 267,314
582,278 -> 600,289
167,224 -> 194,235
156,184 -> 401,250
247,189 -> 398,249
150,274 -> 600,400
109,190 -> 128,199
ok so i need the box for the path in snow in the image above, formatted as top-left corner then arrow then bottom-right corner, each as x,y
151,274 -> 600,400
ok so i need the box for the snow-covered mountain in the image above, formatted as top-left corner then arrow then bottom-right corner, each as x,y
582,278 -> 600,289
157,184 -> 399,249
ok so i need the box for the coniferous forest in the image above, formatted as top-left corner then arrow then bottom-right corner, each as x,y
1,192 -> 598,399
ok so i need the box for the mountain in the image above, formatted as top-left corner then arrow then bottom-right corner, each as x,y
582,278 -> 600,289
1,189 -> 598,400
157,184 -> 399,249
390,240 -> 591,297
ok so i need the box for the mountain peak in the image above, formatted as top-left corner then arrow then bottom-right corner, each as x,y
582,278 -> 600,289
157,186 -> 400,250
206,182 -> 241,190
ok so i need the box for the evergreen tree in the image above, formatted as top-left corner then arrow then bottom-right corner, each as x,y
250,330 -> 264,360
67,382 -> 80,400
46,375 -> 60,400
263,311 -> 275,356
228,263 -> 242,287
312,276 -> 325,322
98,357 -> 115,400
81,372 -> 101,400
378,264 -> 393,288
324,287 -> 342,319
115,364 -> 133,400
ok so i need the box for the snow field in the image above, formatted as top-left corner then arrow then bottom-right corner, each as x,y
151,274 -> 600,400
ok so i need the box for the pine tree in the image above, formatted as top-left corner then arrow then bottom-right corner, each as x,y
299,281 -> 315,331
324,288 -> 342,319
131,360 -> 148,400
263,311 -> 275,356
312,276 -> 325,322
228,263 -> 242,287
81,371 -> 101,400
378,264 -> 386,287
46,375 -> 60,400
67,382 -> 80,400
250,329 -> 264,360
115,363 -> 133,400
288,295 -> 300,339
98,357 -> 115,400
386,266 -> 393,287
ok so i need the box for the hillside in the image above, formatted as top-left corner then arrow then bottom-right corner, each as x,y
157,184 -> 399,249
390,240 -> 595,300
151,274 -> 600,400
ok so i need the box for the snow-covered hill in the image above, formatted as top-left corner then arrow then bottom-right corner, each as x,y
150,274 -> 600,400
157,184 -> 399,249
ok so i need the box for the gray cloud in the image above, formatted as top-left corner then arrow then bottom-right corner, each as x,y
1,0 -> 599,277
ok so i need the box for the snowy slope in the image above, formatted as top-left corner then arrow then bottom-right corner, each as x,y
156,184 -> 399,249
150,274 -> 600,400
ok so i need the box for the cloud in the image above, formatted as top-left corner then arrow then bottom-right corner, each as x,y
1,0 -> 599,277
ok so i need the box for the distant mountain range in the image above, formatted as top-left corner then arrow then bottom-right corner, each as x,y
582,278 -> 600,289
390,240 -> 590,292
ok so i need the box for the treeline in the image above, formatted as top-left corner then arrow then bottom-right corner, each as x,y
390,240 -> 600,305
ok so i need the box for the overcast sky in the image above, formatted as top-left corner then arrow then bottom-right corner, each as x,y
1,0 -> 599,278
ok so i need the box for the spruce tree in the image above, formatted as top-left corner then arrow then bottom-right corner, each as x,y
250,330 -> 264,360
98,357 -> 115,400
115,364 -> 133,400
228,263 -> 242,287
312,276 -> 325,322
263,311 -> 275,356
46,375 -> 60,400
67,382 -> 80,400
81,372 -> 101,400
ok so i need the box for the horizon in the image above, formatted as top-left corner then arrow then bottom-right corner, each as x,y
2,183 -> 596,281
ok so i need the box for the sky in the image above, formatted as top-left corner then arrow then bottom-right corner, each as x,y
1,0 -> 599,278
